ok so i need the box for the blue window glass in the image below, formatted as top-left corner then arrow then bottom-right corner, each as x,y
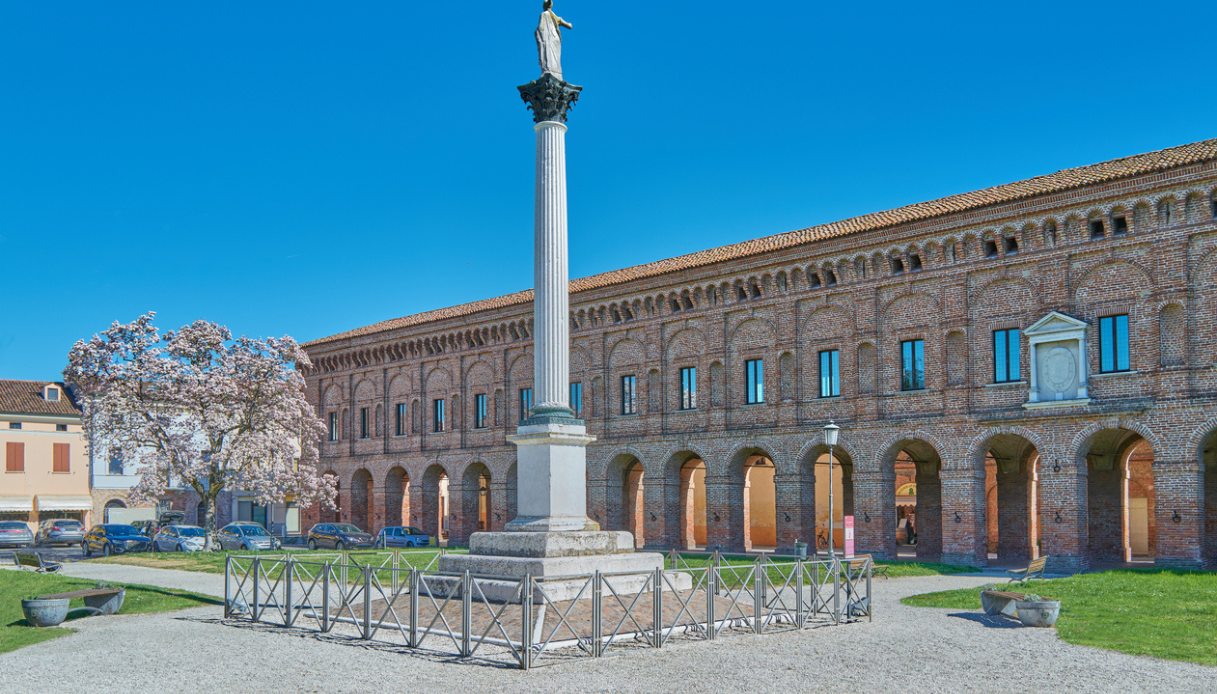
993,329 -> 1021,383
519,388 -> 533,423
819,350 -> 840,397
570,382 -> 583,416
680,366 -> 697,410
901,339 -> 925,391
621,375 -> 637,414
359,407 -> 369,439
474,394 -> 487,429
328,412 -> 338,441
394,403 -> 407,436
745,359 -> 764,404
433,399 -> 445,432
1099,315 -> 1130,373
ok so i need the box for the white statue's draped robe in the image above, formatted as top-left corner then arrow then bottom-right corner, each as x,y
536,10 -> 564,79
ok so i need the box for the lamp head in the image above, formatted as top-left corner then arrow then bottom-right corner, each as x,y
823,421 -> 840,446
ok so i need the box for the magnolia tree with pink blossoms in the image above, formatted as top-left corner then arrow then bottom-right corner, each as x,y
65,313 -> 335,546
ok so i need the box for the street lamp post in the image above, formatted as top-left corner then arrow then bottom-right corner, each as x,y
824,422 -> 840,559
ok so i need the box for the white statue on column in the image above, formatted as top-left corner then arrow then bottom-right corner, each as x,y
536,0 -> 573,80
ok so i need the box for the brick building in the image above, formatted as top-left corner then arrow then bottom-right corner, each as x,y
301,140 -> 1217,571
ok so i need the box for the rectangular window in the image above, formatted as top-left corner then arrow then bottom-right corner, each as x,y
8,422 -> 20,430
327,413 -> 338,442
474,393 -> 487,429
359,407 -> 369,439
819,350 -> 840,397
433,399 -> 446,432
621,375 -> 637,415
901,339 -> 926,391
109,455 -> 123,475
745,359 -> 765,404
993,329 -> 1021,383
680,366 -> 697,410
570,382 -> 583,416
56,423 -> 68,432
52,443 -> 70,473
518,388 -> 533,423
395,403 -> 407,436
1099,314 -> 1131,373
5,442 -> 23,473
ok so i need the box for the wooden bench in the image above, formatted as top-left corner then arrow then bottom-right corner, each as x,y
844,554 -> 889,579
13,551 -> 61,573
37,588 -> 125,616
1007,556 -> 1049,583
980,589 -> 1026,618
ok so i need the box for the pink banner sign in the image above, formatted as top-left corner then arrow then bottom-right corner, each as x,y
843,515 -> 855,558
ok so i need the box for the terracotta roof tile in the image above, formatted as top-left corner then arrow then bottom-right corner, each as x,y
307,138 -> 1217,347
0,380 -> 81,417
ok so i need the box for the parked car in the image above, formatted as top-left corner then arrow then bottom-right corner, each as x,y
132,511 -> 187,539
216,522 -> 281,551
0,521 -> 34,548
153,524 -> 207,552
307,523 -> 375,550
82,524 -> 153,557
35,519 -> 85,547
375,526 -> 432,549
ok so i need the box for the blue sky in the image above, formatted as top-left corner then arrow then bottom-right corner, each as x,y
2,1 -> 1215,380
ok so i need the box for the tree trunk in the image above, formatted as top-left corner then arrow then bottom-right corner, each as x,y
204,492 -> 221,551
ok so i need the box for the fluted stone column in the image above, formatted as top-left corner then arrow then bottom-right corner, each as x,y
533,118 -> 570,412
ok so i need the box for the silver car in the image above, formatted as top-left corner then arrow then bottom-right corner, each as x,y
153,524 -> 207,552
0,521 -> 34,548
216,522 -> 280,551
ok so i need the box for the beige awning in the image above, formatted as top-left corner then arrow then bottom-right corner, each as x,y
0,497 -> 33,512
35,496 -> 93,511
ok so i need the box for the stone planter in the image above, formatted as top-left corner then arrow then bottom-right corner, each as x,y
21,598 -> 70,628
1016,599 -> 1060,628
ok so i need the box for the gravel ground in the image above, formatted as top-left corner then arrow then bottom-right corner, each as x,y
2,568 -> 1212,693
57,561 -> 225,597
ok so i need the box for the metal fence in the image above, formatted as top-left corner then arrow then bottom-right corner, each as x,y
222,550 -> 872,669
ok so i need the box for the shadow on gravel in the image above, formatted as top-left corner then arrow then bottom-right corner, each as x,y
946,612 -> 1023,629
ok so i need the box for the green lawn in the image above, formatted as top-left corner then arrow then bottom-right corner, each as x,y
1,571 -> 220,654
901,569 -> 1217,666
91,548 -> 461,577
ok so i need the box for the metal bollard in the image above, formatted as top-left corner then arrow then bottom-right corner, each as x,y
591,571 -> 603,657
461,570 -> 472,657
362,565 -> 373,639
252,557 -> 261,622
284,556 -> 294,626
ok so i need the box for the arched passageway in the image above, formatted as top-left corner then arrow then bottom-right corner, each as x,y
743,453 -> 776,551
811,448 -> 853,555
1084,429 -> 1155,565
979,434 -> 1041,563
350,469 -> 373,532
888,440 -> 943,561
422,465 -> 450,543
385,466 -> 410,529
459,462 -> 491,542
606,454 -> 646,548
674,454 -> 707,550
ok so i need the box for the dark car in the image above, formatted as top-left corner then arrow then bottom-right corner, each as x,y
216,522 -> 280,551
0,521 -> 34,548
307,523 -> 374,551
82,523 -> 153,557
35,519 -> 85,547
375,526 -> 432,549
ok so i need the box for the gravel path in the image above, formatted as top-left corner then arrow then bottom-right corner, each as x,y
2,569 -> 1212,693
57,562 -> 225,597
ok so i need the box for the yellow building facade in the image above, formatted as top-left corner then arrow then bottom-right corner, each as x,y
0,380 -> 92,528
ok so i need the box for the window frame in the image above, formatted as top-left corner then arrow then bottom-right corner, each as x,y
679,366 -> 697,410
745,358 -> 765,404
474,393 -> 488,429
433,398 -> 446,432
359,407 -> 369,439
1098,314 -> 1131,373
518,387 -> 533,423
394,403 -> 407,436
992,328 -> 1021,383
570,382 -> 583,416
900,339 -> 926,391
620,375 -> 637,415
327,412 -> 338,442
819,349 -> 840,398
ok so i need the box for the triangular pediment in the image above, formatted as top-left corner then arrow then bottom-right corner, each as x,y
1024,310 -> 1088,336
